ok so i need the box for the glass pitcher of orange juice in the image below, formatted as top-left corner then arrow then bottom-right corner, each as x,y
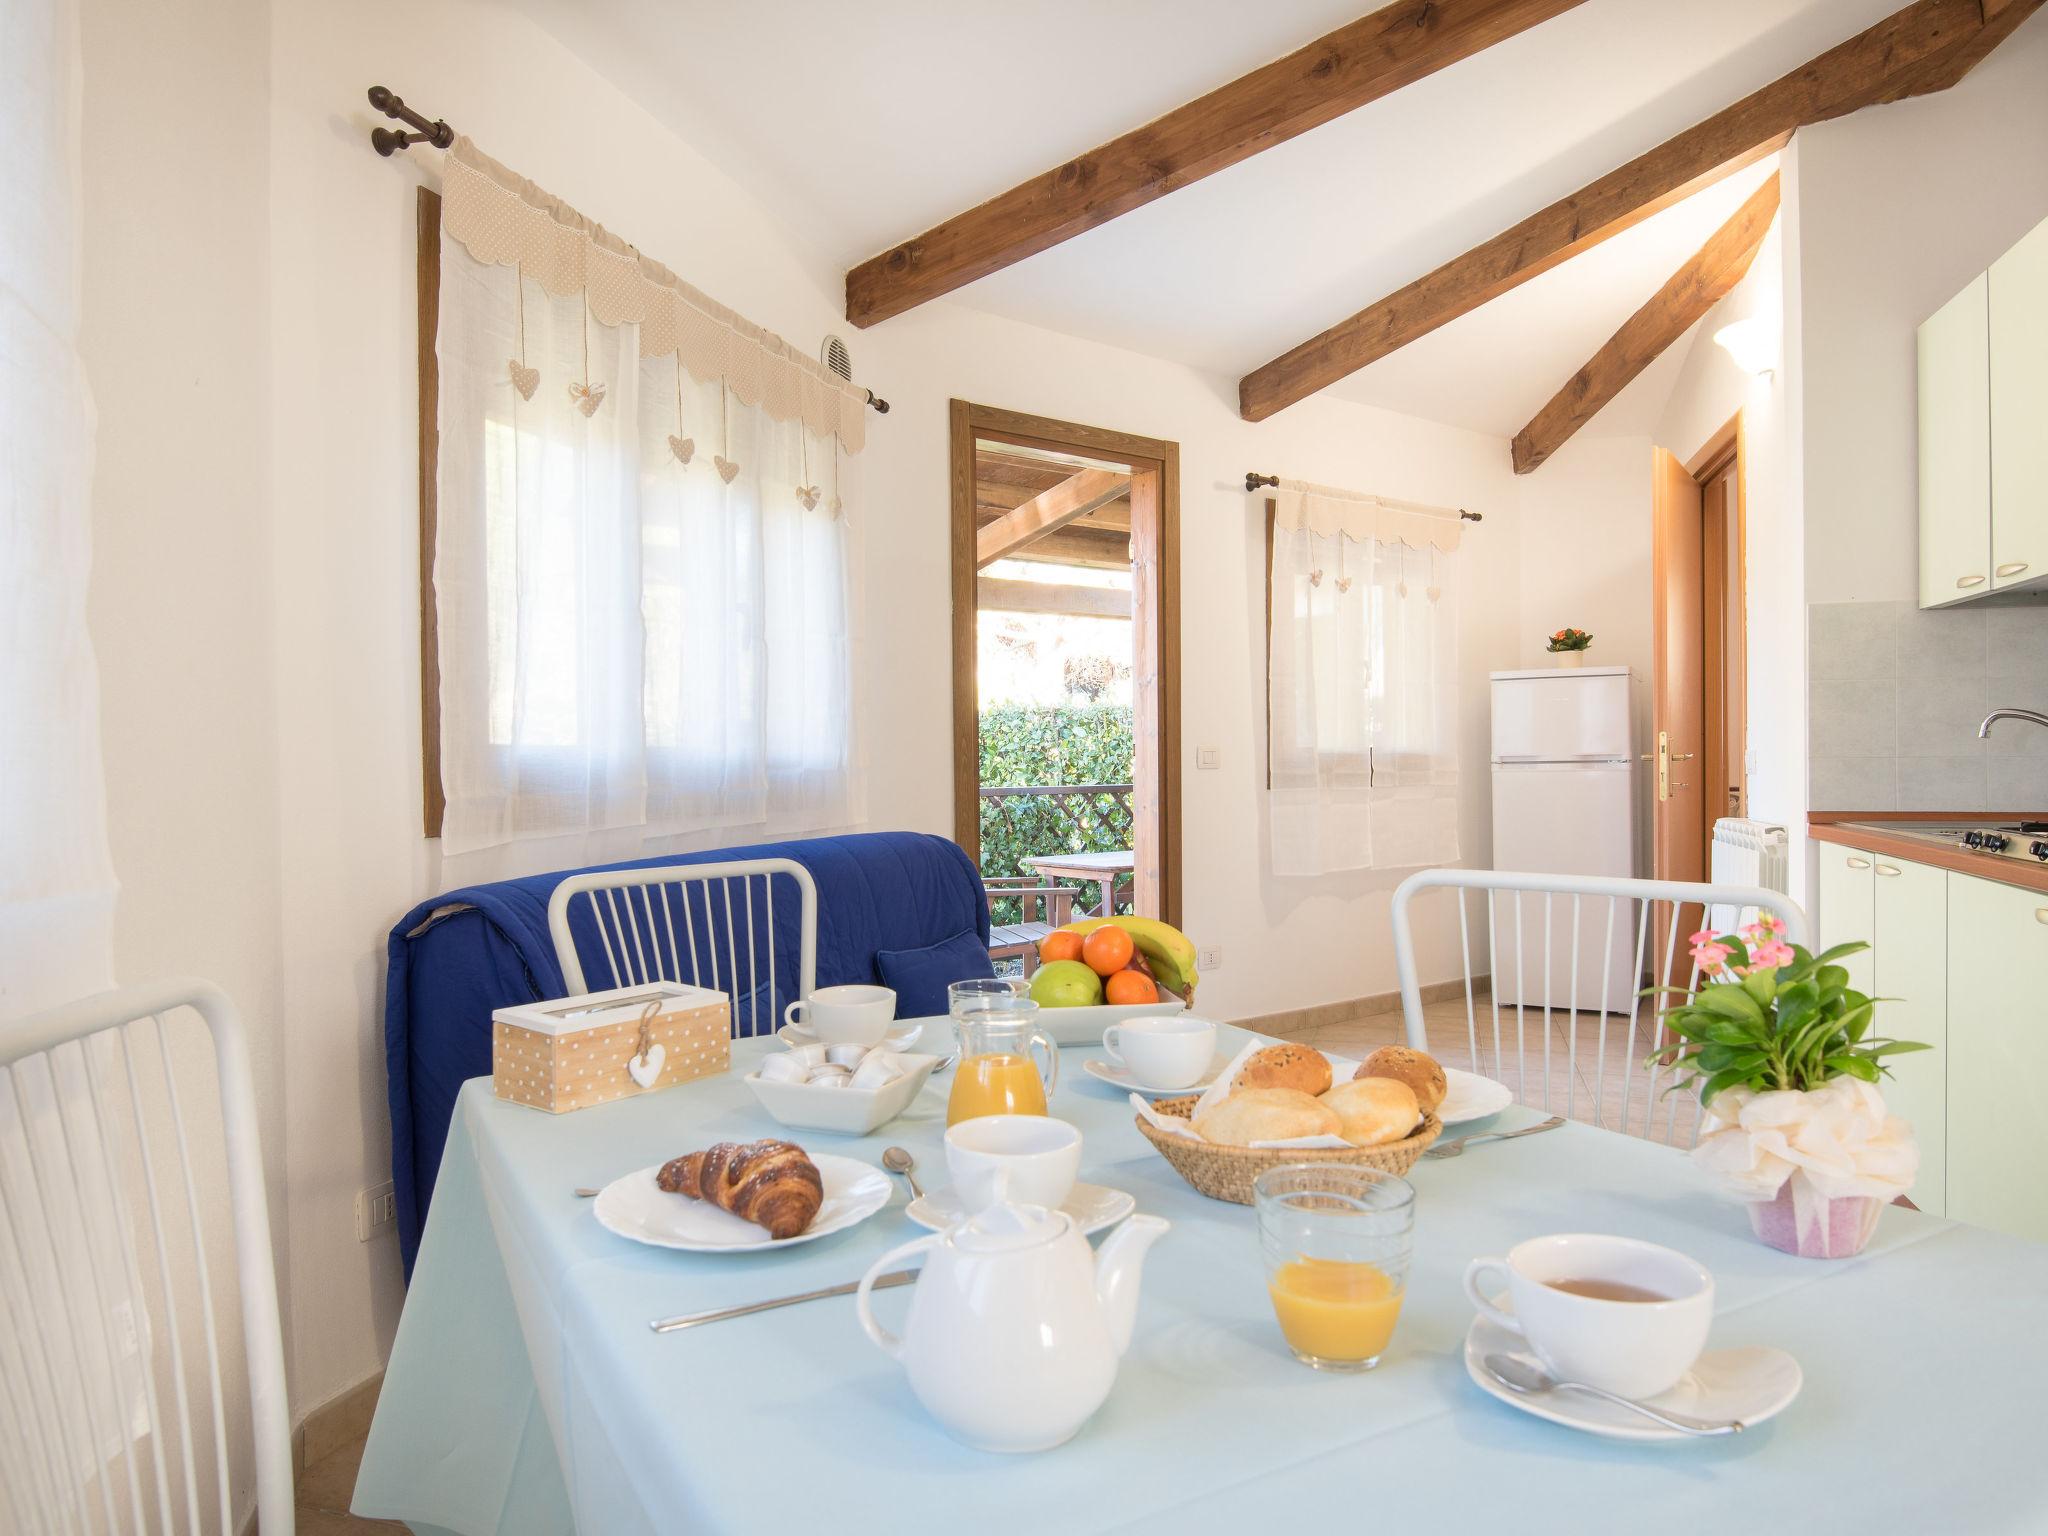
946,983 -> 1059,1125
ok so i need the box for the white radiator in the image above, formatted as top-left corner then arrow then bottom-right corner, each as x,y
1708,818 -> 1788,933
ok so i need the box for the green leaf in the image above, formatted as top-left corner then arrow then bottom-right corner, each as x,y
1699,1065 -> 1758,1105
1741,966 -> 1778,1005
1695,985 -> 1764,1026
1815,965 -> 1850,996
1808,941 -> 1870,968
1868,1040 -> 1932,1056
1822,1055 -> 1880,1083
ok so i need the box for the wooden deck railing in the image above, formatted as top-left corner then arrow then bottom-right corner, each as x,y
978,783 -> 1133,923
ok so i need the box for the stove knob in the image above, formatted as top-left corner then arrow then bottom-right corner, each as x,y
1964,831 -> 1984,848
1983,834 -> 2010,854
2033,841 -> 2048,861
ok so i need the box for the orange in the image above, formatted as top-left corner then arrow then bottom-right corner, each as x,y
1105,970 -> 1158,1006
1038,931 -> 1084,966
1081,925 -> 1135,977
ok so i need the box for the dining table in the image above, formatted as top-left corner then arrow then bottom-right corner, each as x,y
1022,849 -> 1133,920
352,1023 -> 2048,1535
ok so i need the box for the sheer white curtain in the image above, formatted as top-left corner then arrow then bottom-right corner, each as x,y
1268,486 -> 1460,877
1,0 -> 116,1013
434,238 -> 861,855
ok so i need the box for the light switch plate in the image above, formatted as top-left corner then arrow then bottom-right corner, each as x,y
356,1181 -> 397,1242
1196,746 -> 1221,770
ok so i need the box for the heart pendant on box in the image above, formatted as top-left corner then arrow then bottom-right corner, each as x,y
668,434 -> 695,466
508,359 -> 540,400
627,1042 -> 667,1090
714,455 -> 740,484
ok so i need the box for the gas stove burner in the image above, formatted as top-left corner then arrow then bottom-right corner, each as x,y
1957,824 -> 2048,861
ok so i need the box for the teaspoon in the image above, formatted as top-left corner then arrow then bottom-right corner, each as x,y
881,1145 -> 924,1200
1483,1353 -> 1743,1436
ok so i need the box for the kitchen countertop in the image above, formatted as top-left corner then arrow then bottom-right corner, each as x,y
1809,812 -> 2048,896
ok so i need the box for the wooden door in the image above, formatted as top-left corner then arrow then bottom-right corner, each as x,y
1917,274 -> 1992,607
1872,856 -> 1947,1217
1946,873 -> 2048,1241
1651,447 -> 1706,893
1990,215 -> 2048,591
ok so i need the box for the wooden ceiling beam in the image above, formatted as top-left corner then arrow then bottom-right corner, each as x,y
1511,173 -> 1779,475
1000,526 -> 1133,571
1238,0 -> 2043,422
844,0 -> 1588,327
977,577 -> 1132,620
976,468 -> 1131,568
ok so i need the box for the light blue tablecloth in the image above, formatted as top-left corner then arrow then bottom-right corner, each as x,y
354,1028 -> 2048,1535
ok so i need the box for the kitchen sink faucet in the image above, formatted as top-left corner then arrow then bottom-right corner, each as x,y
1979,708 -> 2048,738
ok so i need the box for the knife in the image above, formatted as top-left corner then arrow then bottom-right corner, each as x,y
1423,1115 -> 1567,1159
649,1269 -> 917,1334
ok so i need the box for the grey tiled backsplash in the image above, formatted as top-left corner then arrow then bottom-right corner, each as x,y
1808,599 -> 2048,812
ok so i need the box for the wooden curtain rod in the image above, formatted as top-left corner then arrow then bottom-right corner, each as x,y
366,85 -> 890,415
1244,472 -> 1482,523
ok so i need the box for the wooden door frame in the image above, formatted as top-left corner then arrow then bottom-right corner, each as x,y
949,400 -> 1182,927
1690,414 -> 1748,836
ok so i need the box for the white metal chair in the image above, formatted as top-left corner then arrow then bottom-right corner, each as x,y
1390,870 -> 1810,1147
547,859 -> 818,1037
0,978 -> 292,1535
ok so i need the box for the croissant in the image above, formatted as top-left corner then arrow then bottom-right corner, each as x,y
657,1139 -> 823,1239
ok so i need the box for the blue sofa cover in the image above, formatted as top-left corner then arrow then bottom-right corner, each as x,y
383,830 -> 988,1275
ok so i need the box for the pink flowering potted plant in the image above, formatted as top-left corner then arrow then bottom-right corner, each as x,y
1645,915 -> 1926,1259
1545,627 -> 1593,668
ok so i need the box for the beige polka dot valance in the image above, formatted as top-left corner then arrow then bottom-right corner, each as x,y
1268,479 -> 1465,553
440,137 -> 868,454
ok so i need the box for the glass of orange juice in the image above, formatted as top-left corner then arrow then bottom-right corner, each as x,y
946,982 -> 1059,1125
1254,1165 -> 1415,1372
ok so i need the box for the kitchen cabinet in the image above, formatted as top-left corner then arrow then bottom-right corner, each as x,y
1990,216 -> 2048,591
1945,873 -> 2048,1245
1918,274 -> 1992,607
1816,843 -> 1875,996
1871,856 -> 1947,1217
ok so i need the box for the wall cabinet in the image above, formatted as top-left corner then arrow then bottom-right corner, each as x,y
1946,874 -> 2048,1244
1916,211 -> 2048,606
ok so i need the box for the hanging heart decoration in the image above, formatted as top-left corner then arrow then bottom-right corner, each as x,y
1426,584 -> 1443,603
1308,569 -> 1324,587
1335,575 -> 1353,594
569,380 -> 606,418
795,484 -> 822,511
829,496 -> 844,519
507,359 -> 540,400
627,1041 -> 667,1090
667,434 -> 695,466
714,455 -> 741,484
1397,579 -> 1410,597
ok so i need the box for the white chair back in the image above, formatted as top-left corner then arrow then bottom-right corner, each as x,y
547,859 -> 819,1036
1390,870 -> 1809,1147
0,979 -> 291,1535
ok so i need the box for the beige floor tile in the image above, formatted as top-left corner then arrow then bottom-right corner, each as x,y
297,1433 -> 407,1532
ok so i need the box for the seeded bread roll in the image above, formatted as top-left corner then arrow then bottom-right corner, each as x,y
1321,1076 -> 1422,1147
1355,1045 -> 1447,1115
1193,1087 -> 1341,1146
1234,1043 -> 1333,1097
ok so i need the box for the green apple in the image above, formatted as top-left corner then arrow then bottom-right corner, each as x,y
1028,960 -> 1103,1008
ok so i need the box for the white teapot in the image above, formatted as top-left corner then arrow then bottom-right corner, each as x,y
855,1194 -> 1168,1452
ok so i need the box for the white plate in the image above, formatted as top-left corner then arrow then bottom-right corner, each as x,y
776,1021 -> 924,1051
593,1153 -> 891,1252
1463,1307 -> 1801,1441
905,1181 -> 1137,1237
1083,1055 -> 1233,1097
1439,1068 -> 1514,1126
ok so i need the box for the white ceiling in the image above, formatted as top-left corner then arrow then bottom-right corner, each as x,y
509,0 -> 1904,438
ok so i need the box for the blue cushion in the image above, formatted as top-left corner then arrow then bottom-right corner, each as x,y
875,929 -> 996,1019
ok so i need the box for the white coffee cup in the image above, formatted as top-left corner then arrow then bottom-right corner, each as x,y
1464,1234 -> 1714,1400
943,1116 -> 1082,1214
784,984 -> 896,1047
1102,1014 -> 1217,1089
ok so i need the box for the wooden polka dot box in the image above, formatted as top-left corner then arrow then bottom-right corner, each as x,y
492,982 -> 731,1113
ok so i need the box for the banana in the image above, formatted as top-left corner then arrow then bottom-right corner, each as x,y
1059,916 -> 1199,1000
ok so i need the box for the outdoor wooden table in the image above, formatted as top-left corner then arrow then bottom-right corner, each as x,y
1023,849 -> 1133,918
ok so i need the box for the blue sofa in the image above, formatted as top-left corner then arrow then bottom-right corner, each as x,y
383,830 -> 988,1275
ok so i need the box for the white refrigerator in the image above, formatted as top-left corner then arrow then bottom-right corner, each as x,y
1489,667 -> 1637,1012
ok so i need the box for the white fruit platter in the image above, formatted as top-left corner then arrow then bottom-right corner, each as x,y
1028,997 -> 1188,1046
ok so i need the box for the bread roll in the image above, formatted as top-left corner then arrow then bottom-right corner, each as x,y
1355,1045 -> 1447,1115
1193,1087 -> 1341,1146
1321,1077 -> 1421,1147
1234,1043 -> 1333,1097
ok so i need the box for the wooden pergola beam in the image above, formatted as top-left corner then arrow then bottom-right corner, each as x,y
1512,173 -> 1779,475
977,576 -> 1132,620
976,468 -> 1130,568
1238,0 -> 2043,422
844,0 -> 1588,327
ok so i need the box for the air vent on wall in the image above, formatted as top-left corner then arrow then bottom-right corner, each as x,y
821,334 -> 853,382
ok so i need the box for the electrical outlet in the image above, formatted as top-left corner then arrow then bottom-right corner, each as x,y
1198,946 -> 1222,973
1196,746 -> 1221,770
356,1181 -> 397,1243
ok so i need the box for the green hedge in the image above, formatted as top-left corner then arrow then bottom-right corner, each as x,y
977,705 -> 1134,922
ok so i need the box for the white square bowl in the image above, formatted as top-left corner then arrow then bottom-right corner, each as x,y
743,1052 -> 941,1135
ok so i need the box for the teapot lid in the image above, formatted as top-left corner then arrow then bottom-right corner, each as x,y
947,1199 -> 1070,1254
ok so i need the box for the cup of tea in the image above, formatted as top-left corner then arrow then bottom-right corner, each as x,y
1102,1014 -> 1217,1089
943,1115 -> 1082,1214
783,984 -> 896,1047
1463,1234 -> 1713,1399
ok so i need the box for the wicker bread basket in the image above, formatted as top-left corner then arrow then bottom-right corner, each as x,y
1135,1095 -> 1441,1205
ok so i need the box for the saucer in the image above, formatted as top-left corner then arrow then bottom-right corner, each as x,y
905,1181 -> 1137,1237
1463,1308 -> 1801,1441
1084,1055 -> 1231,1097
1439,1068 -> 1514,1126
776,1021 -> 923,1051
